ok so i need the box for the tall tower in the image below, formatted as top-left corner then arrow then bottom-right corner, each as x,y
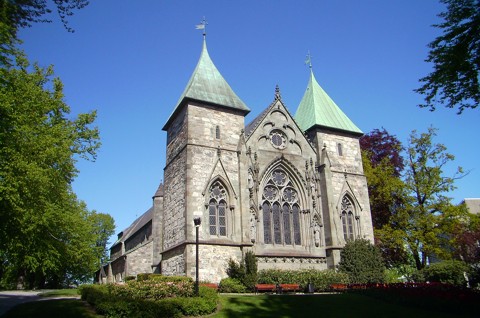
295,69 -> 373,267
161,35 -> 250,281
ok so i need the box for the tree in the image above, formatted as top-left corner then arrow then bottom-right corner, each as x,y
0,54 -> 110,288
416,0 -> 480,114
360,128 -> 405,230
451,211 -> 480,264
89,212 -> 116,265
377,128 -> 468,270
338,239 -> 385,284
360,128 -> 404,176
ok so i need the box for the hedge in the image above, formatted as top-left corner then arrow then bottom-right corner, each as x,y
80,277 -> 218,317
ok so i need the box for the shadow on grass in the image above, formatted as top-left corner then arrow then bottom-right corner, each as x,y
214,293 -> 477,318
1,299 -> 100,318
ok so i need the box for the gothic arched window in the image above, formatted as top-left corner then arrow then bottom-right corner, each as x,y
341,196 -> 355,241
208,181 -> 227,236
262,169 -> 301,245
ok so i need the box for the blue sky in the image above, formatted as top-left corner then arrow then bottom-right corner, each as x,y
19,0 -> 479,245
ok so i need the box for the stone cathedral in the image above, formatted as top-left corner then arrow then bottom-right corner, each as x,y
98,36 -> 374,284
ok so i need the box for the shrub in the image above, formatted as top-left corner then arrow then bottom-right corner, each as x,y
226,258 -> 244,280
124,276 -> 136,282
219,278 -> 247,293
384,268 -> 403,283
225,250 -> 258,291
338,239 -> 385,284
80,281 -> 217,318
421,260 -> 470,287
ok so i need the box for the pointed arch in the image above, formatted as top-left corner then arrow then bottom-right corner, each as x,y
205,177 -> 232,237
336,180 -> 363,217
337,189 -> 362,241
258,158 -> 307,246
201,156 -> 237,199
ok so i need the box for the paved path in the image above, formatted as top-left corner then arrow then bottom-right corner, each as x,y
0,290 -> 41,316
0,290 -> 81,316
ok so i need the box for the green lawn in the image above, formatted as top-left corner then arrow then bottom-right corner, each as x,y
211,293 -> 476,318
38,289 -> 80,297
2,292 -> 477,318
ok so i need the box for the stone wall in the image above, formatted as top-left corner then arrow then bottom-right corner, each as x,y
256,256 -> 328,271
162,246 -> 186,276
187,244 -> 242,283
314,129 -> 374,247
163,149 -> 187,250
125,240 -> 153,277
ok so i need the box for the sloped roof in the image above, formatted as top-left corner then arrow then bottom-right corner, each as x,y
245,103 -> 272,138
294,70 -> 362,136
111,207 -> 153,248
163,39 -> 249,130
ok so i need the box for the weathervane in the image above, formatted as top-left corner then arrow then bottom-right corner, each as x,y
195,17 -> 208,38
305,50 -> 313,69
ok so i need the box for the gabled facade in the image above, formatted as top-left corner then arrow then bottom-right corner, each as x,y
99,37 -> 373,284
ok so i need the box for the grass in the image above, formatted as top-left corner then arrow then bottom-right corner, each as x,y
2,291 -> 477,318
1,299 -> 101,318
38,289 -> 80,297
210,293 -> 477,318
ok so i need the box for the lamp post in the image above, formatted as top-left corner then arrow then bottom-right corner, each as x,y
193,217 -> 201,296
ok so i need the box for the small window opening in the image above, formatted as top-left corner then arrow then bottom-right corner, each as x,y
216,125 -> 220,139
337,143 -> 343,156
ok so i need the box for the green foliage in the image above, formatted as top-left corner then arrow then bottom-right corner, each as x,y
338,239 -> 386,284
243,250 -> 257,291
225,250 -> 258,291
420,260 -> 470,287
257,269 -> 349,291
226,258 -> 244,280
416,0 -> 480,113
0,53 -> 113,288
384,268 -> 403,283
218,278 -> 247,293
124,276 -> 135,282
375,128 -> 468,270
80,279 -> 218,318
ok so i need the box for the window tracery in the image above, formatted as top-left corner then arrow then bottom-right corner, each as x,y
262,169 -> 301,245
341,196 -> 355,241
208,181 -> 227,236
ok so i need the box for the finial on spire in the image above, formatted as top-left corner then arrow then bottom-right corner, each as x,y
274,84 -> 282,101
195,16 -> 208,38
305,50 -> 313,69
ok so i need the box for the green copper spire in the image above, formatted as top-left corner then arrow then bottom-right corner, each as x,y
163,38 -> 249,130
295,69 -> 362,135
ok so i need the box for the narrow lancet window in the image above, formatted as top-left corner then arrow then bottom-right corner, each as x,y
208,181 -> 227,236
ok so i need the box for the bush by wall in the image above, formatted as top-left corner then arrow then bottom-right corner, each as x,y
338,239 -> 386,284
225,250 -> 258,291
80,277 -> 218,317
218,278 -> 247,293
